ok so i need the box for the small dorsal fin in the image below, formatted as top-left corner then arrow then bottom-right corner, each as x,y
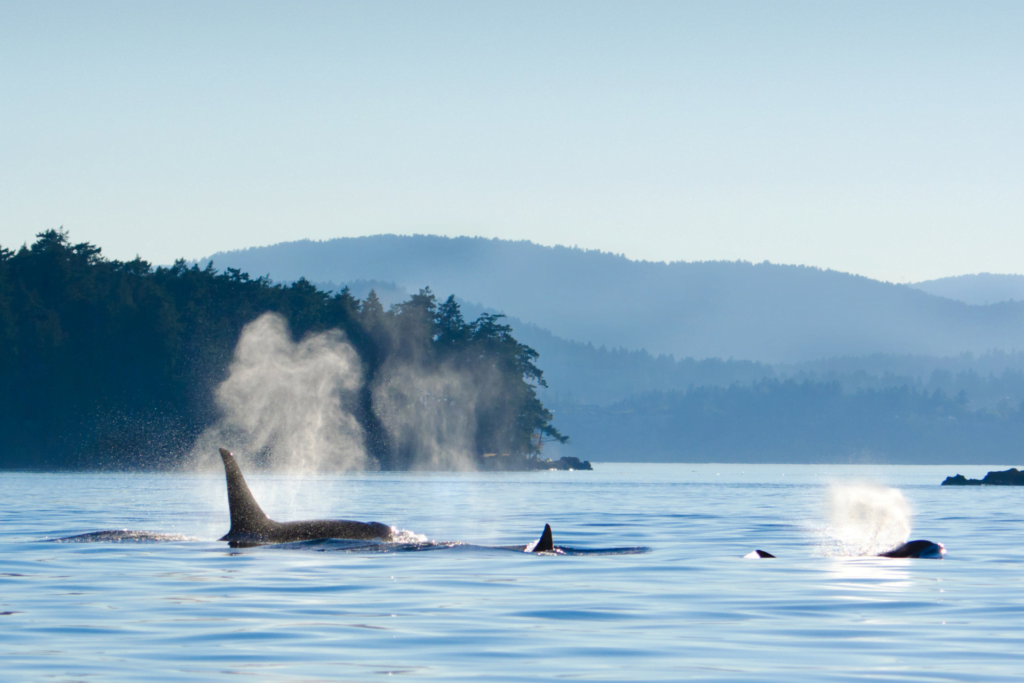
219,448 -> 272,537
532,523 -> 554,553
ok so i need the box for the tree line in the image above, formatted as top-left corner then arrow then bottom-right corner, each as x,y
531,334 -> 1024,411
0,230 -> 564,470
552,379 -> 1024,464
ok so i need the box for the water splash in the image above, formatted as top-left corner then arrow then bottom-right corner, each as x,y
390,528 -> 429,544
818,481 -> 912,557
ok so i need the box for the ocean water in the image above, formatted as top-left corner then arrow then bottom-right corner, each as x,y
2,463 -> 1024,681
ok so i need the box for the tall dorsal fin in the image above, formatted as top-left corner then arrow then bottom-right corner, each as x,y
219,448 -> 272,536
532,523 -> 554,553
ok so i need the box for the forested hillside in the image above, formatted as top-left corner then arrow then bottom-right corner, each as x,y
549,380 -> 1024,464
314,279 -> 1024,409
503,321 -> 1024,410
201,235 -> 1024,362
8,230 -> 1024,468
0,231 -> 562,470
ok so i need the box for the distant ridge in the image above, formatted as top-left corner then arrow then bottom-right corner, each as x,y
200,235 -> 1024,363
909,273 -> 1024,306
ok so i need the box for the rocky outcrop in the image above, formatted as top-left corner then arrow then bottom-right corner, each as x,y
941,468 -> 1024,485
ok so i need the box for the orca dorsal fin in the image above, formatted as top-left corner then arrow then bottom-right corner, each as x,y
219,448 -> 272,537
532,523 -> 554,553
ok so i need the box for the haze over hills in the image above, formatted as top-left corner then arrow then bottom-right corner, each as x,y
202,235 -> 1024,363
7,230 -> 1024,466
909,273 -> 1024,306
309,284 -> 1024,411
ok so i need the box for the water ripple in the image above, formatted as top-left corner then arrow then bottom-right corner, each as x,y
1,465 -> 1022,681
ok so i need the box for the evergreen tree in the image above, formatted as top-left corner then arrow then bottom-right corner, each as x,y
0,231 -> 566,469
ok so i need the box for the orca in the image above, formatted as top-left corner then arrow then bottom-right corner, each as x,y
743,540 -> 945,559
218,448 -> 393,547
877,540 -> 945,559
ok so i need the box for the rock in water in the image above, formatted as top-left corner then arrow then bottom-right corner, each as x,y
941,468 -> 1024,486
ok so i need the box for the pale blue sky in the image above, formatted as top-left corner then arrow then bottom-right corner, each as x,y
2,1 -> 1021,282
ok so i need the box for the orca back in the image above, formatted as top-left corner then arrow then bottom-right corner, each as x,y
878,540 -> 945,559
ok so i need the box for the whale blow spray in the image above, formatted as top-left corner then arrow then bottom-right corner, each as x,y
190,312 -> 370,473
823,481 -> 912,556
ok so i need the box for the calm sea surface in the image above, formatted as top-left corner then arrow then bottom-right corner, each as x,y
2,463 -> 1023,681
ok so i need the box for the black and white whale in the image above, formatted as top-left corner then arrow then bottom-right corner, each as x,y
218,448 -> 394,547
744,540 -> 945,559
48,457 -> 639,553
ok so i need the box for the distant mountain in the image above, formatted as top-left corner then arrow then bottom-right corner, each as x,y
496,319 -> 776,407
317,279 -> 410,309
909,273 -> 1024,306
307,278 -> 1024,408
304,284 -> 777,406
335,287 -> 1024,410
200,235 -> 1024,363
458,304 -> 1024,410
